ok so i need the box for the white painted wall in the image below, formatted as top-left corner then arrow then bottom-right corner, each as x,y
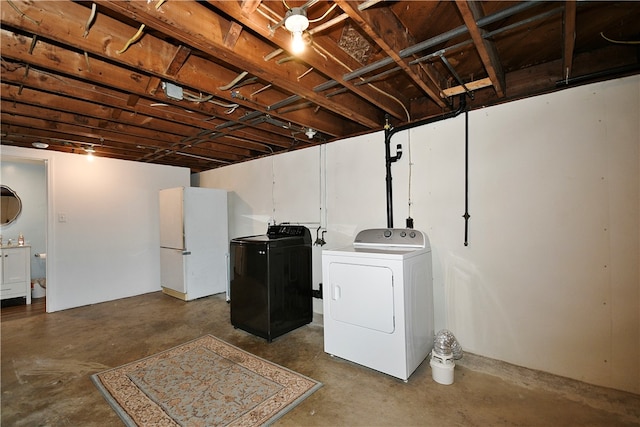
197,75 -> 640,394
196,147 -> 325,311
0,146 -> 190,312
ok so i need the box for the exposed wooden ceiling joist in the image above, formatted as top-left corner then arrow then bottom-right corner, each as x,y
1,0 -> 637,172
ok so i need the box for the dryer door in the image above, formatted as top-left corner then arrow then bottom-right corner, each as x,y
327,262 -> 395,333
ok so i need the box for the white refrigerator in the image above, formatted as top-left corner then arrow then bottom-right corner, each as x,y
159,187 -> 228,301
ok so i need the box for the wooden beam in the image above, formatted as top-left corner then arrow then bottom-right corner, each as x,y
165,45 -> 192,76
126,94 -> 140,107
209,0 -> 408,121
1,2 -> 359,138
562,0 -> 577,81
0,100 -> 251,160
441,77 -> 493,97
240,0 -> 261,15
0,61 -> 297,150
334,0 -> 448,111
223,22 -> 243,49
455,0 -> 506,98
93,0 -> 383,129
146,76 -> 162,95
0,2 -> 355,137
2,76 -> 293,155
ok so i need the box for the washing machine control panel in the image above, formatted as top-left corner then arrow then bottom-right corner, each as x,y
266,224 -> 312,243
353,228 -> 427,249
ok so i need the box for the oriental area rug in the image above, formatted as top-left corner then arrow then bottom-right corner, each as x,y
91,335 -> 322,426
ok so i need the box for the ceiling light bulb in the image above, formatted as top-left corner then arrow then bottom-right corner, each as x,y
284,7 -> 309,53
284,8 -> 309,32
305,128 -> 316,139
291,31 -> 306,54
84,146 -> 96,160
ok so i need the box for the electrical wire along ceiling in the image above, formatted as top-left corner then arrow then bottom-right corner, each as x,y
1,0 -> 639,172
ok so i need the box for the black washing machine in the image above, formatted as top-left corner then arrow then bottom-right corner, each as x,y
230,224 -> 312,342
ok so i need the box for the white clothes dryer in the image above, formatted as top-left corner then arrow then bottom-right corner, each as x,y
322,228 -> 434,381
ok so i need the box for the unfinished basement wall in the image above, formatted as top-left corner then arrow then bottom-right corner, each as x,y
196,75 -> 639,394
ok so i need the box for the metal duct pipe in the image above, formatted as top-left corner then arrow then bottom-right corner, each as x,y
555,63 -> 640,87
433,329 -> 463,359
383,95 -> 466,228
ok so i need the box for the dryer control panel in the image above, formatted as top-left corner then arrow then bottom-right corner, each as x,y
353,228 -> 428,249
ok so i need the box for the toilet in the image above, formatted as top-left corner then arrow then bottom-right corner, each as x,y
32,252 -> 47,299
31,279 -> 46,299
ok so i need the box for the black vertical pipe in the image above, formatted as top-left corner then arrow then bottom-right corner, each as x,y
463,110 -> 470,246
384,116 -> 401,228
384,95 -> 466,229
384,123 -> 394,228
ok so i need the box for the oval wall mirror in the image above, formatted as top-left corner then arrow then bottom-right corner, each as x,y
0,185 -> 22,226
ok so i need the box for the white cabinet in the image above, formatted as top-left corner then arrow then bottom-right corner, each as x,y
0,246 -> 31,304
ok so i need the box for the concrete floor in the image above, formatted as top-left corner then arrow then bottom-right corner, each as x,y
2,292 -> 639,426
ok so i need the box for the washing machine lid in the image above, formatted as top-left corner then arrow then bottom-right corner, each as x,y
353,228 -> 429,250
231,234 -> 270,243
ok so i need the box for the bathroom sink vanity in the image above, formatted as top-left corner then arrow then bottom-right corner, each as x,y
1,245 -> 31,304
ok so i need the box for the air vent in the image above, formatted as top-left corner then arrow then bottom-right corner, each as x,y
338,23 -> 372,64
